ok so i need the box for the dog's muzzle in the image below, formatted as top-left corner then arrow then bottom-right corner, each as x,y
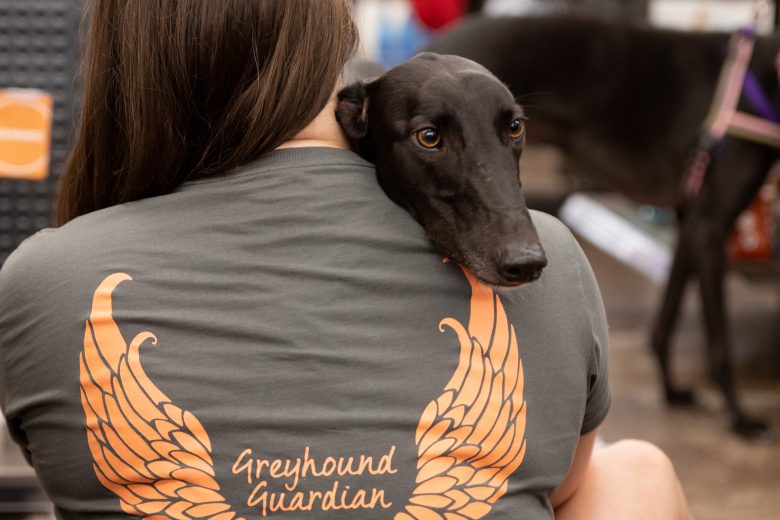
497,244 -> 548,284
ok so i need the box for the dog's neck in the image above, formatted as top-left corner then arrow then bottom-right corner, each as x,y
277,94 -> 351,151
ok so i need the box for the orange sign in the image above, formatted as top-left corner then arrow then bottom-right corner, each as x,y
0,89 -> 53,181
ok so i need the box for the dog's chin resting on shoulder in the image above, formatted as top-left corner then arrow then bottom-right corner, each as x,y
337,52 -> 547,288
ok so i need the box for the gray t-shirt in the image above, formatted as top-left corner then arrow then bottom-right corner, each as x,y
0,147 -> 609,519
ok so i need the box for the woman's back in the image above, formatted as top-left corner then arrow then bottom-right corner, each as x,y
0,147 -> 608,519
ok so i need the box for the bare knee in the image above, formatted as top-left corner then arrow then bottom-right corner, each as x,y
596,439 -> 681,494
591,439 -> 692,520
604,439 -> 675,476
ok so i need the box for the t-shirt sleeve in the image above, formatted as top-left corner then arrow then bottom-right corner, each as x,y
0,230 -> 54,465
573,238 -> 611,435
0,352 -> 32,465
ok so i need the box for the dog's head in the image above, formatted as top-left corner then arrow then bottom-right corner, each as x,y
337,53 -> 546,287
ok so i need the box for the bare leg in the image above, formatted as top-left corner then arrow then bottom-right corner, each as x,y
555,440 -> 693,520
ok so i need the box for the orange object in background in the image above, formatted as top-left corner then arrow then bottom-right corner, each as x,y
729,182 -> 776,260
0,89 -> 53,181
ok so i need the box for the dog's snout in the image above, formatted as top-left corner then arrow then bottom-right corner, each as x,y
498,245 -> 548,284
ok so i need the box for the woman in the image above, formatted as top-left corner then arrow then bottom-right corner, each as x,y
0,1 -> 692,518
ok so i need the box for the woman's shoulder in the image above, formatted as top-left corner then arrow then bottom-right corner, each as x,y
0,199 -> 154,311
528,210 -> 591,282
530,210 -> 579,249
0,227 -> 61,287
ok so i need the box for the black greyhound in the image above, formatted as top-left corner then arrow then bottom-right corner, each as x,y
427,15 -> 779,438
336,53 -> 548,288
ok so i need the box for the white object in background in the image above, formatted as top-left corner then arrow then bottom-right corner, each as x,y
559,193 -> 673,283
484,0 -> 560,16
650,0 -> 775,34
353,0 -> 382,61
353,0 -> 414,63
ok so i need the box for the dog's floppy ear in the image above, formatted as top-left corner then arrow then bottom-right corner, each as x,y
336,82 -> 369,141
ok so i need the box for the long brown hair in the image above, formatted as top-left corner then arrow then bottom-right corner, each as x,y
58,0 -> 358,225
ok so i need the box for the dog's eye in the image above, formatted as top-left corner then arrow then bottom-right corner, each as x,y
416,128 -> 442,149
509,119 -> 526,140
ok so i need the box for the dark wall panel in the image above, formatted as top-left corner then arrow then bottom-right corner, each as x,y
0,0 -> 82,264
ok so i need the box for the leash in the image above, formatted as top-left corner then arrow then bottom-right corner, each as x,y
685,22 -> 780,199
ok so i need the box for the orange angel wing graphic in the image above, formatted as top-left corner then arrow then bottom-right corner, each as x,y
395,267 -> 527,520
79,273 -> 244,520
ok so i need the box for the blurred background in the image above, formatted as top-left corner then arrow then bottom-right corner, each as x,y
1,0 -> 779,518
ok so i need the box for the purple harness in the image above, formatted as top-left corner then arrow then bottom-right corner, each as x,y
685,26 -> 780,198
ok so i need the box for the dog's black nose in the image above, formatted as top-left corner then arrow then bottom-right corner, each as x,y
498,245 -> 548,284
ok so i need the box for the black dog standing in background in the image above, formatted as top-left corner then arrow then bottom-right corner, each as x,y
336,53 -> 548,288
428,15 -> 779,438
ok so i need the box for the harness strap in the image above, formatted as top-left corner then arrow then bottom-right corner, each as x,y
703,29 -> 755,143
743,70 -> 779,122
730,111 -> 780,146
685,27 -> 780,199
684,146 -> 713,199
